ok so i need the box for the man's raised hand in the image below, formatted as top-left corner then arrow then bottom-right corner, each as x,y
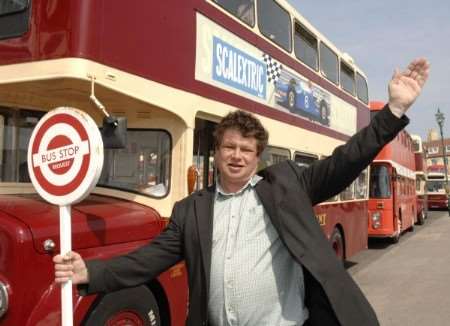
388,58 -> 430,117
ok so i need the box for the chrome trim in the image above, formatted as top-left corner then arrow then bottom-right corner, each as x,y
43,239 -> 56,252
0,282 -> 8,318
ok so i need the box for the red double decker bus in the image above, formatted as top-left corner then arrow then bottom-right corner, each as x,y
368,101 -> 417,242
411,134 -> 428,224
0,0 -> 371,324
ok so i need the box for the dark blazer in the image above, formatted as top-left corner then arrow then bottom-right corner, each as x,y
82,106 -> 408,326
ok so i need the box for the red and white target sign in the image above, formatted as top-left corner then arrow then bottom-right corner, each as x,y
28,107 -> 104,206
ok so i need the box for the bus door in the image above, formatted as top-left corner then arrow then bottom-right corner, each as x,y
192,118 -> 217,191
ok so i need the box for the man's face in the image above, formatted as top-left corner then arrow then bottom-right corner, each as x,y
215,128 -> 259,191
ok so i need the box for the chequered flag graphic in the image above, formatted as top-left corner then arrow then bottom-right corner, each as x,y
263,54 -> 283,84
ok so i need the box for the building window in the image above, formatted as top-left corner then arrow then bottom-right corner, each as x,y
428,147 -> 439,155
446,145 -> 450,153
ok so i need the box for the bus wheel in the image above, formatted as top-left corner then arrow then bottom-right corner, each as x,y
391,218 -> 401,243
330,228 -> 345,262
409,215 -> 415,232
417,209 -> 426,225
287,89 -> 296,111
83,286 -> 161,326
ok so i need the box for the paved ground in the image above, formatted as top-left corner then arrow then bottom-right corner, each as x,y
348,210 -> 450,326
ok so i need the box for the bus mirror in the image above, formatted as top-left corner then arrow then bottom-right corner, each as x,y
101,116 -> 127,149
187,165 -> 198,194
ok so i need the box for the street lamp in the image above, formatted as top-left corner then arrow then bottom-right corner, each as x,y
435,108 -> 450,216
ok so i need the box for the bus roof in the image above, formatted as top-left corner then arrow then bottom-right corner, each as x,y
369,101 -> 385,111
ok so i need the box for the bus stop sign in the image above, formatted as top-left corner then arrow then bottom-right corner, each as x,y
28,107 -> 104,206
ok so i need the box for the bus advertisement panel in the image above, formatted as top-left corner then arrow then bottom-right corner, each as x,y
0,0 -> 370,324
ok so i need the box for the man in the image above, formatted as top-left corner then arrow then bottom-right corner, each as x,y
54,58 -> 429,325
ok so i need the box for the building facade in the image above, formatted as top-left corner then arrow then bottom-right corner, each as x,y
424,128 -> 450,174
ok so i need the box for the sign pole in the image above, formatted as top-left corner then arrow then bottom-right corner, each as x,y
27,107 -> 104,326
60,205 -> 73,326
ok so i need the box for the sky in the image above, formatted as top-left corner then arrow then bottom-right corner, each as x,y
287,0 -> 450,140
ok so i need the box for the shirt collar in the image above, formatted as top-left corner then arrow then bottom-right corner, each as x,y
216,174 -> 263,197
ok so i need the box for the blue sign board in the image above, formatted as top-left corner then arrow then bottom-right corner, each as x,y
212,36 -> 266,99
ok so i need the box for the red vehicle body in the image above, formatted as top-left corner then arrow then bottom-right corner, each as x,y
412,134 -> 427,224
0,194 -> 187,325
368,102 -> 417,242
0,0 -> 372,324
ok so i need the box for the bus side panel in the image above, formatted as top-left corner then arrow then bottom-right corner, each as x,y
315,200 -> 368,259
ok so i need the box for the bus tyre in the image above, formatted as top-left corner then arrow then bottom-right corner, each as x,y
391,218 -> 401,244
417,209 -> 426,225
409,215 -> 415,232
83,285 -> 161,326
330,228 -> 345,262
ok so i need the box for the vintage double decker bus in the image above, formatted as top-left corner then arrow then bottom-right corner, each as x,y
368,101 -> 417,242
411,134 -> 427,224
0,0 -> 371,324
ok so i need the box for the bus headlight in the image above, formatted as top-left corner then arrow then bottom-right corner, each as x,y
0,282 -> 8,318
371,212 -> 381,229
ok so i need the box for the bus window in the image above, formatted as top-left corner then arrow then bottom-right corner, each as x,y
259,145 -> 290,170
340,183 -> 354,201
319,42 -> 338,85
0,108 -> 44,183
340,61 -> 355,96
412,139 -> 420,152
369,165 -> 391,198
258,0 -> 292,51
213,0 -> 255,27
355,169 -> 368,199
99,130 -> 171,198
0,0 -> 30,40
427,180 -> 445,193
294,22 -> 318,71
356,72 -> 369,104
0,0 -> 27,15
294,152 -> 318,167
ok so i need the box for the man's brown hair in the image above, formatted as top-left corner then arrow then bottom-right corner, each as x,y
213,110 -> 269,155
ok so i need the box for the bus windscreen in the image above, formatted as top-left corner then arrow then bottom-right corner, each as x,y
370,165 -> 391,198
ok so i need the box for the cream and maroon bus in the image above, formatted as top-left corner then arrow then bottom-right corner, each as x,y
0,0 -> 370,324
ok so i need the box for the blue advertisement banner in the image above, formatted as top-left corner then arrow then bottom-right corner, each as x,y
212,36 -> 266,99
